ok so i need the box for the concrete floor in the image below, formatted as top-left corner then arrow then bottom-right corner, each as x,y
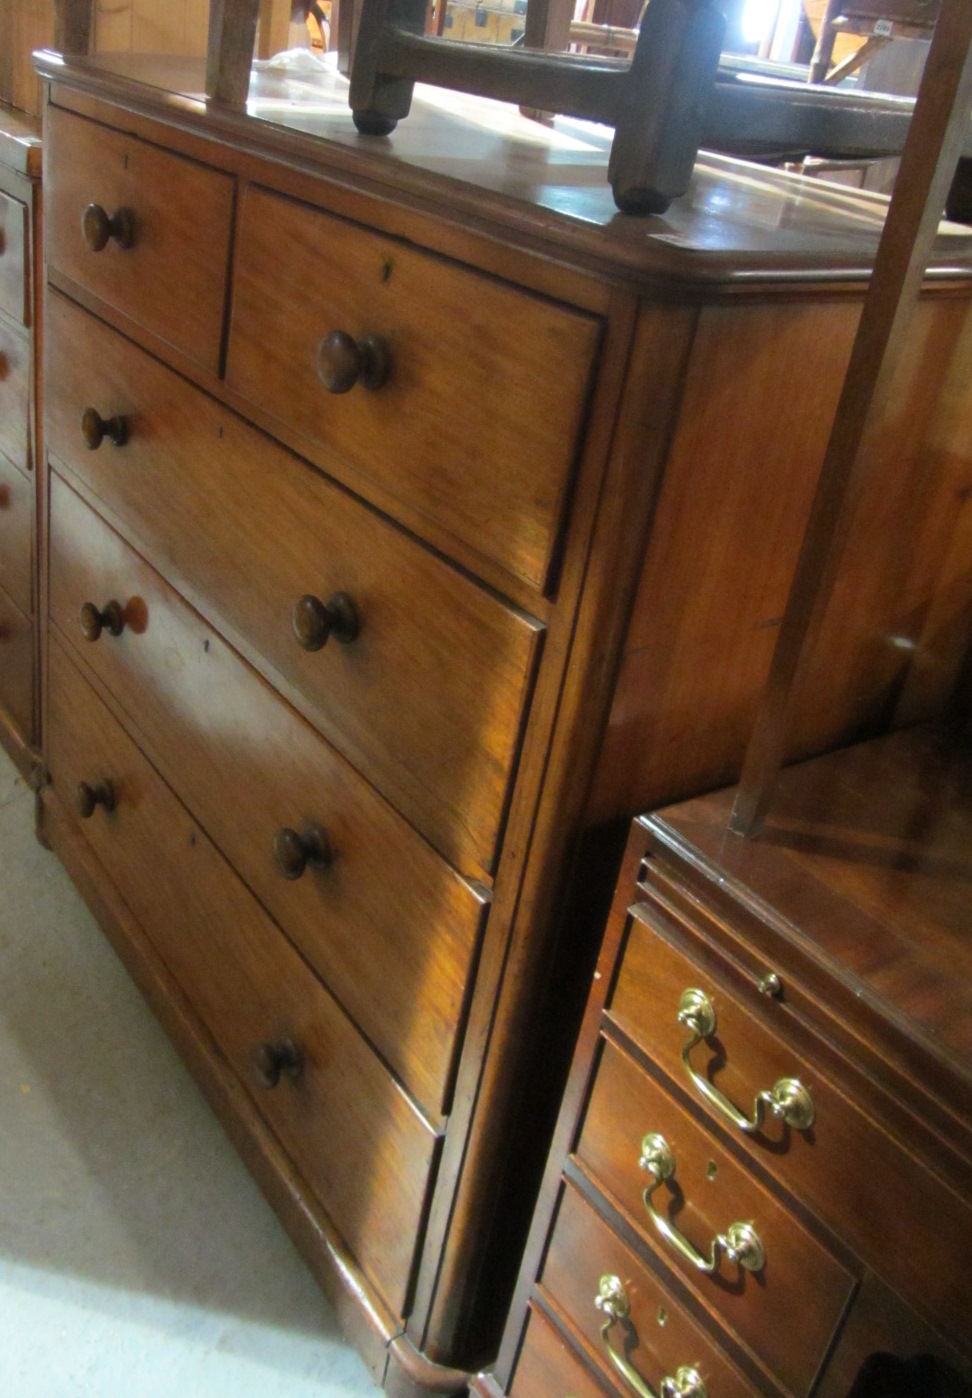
0,747 -> 379,1395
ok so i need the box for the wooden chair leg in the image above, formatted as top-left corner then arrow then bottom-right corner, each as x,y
207,0 -> 262,105
349,0 -> 427,132
808,0 -> 842,83
54,0 -> 94,53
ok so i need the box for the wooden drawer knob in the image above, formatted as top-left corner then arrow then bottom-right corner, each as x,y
81,407 -> 129,450
79,600 -> 125,642
273,823 -> 332,880
292,592 -> 359,651
81,203 -> 135,252
76,779 -> 116,819
251,1037 -> 304,1088
316,330 -> 390,394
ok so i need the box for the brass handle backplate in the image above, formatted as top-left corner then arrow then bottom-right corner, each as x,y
81,203 -> 135,252
79,600 -> 125,642
81,406 -> 129,450
76,779 -> 116,819
678,988 -> 815,1134
640,1134 -> 765,1277
273,823 -> 332,880
595,1275 -> 708,1398
292,592 -> 360,651
316,330 -> 391,393
251,1037 -> 304,1088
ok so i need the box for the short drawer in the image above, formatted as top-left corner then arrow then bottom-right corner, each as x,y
226,185 -> 601,591
0,450 -> 33,615
539,1181 -> 761,1398
0,189 -> 28,324
0,316 -> 29,472
0,582 -> 33,739
45,106 -> 233,374
511,1306 -> 611,1398
47,637 -> 439,1318
608,899 -> 972,1346
49,472 -> 488,1118
575,1037 -> 854,1396
46,292 -> 542,875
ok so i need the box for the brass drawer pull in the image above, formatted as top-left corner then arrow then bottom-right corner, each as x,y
595,1275 -> 708,1398
639,1134 -> 765,1276
81,203 -> 135,252
316,330 -> 391,394
251,1037 -> 304,1088
273,823 -> 332,880
678,988 -> 815,1133
292,592 -> 360,651
76,779 -> 116,819
79,600 -> 125,642
81,407 -> 129,450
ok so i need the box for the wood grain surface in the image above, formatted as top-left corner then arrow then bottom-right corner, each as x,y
0,188 -> 27,323
0,315 -> 29,473
0,450 -> 33,616
0,581 -> 33,739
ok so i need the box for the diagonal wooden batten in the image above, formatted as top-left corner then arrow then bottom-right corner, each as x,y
729,0 -> 972,839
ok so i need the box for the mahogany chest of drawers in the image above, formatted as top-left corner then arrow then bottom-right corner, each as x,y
0,106 -> 41,778
33,49 -> 972,1394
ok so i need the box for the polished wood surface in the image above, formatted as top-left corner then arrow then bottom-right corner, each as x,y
0,584 -> 33,737
45,291 -> 543,876
47,636 -> 439,1319
48,471 -> 489,1117
539,1182 -> 761,1398
45,104 -> 234,373
0,315 -> 30,474
508,1306 -> 609,1398
575,1036 -> 854,1396
226,183 -> 601,592
0,450 -> 33,616
0,188 -> 28,323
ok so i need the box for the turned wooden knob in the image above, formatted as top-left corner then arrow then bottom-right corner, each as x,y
292,592 -> 359,651
81,203 -> 135,252
79,599 -> 125,641
81,407 -> 129,450
316,330 -> 390,394
251,1037 -> 303,1088
273,823 -> 332,880
76,779 -> 116,818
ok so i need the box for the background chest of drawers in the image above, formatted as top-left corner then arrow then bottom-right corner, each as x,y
33,50 -> 972,1395
0,105 -> 41,779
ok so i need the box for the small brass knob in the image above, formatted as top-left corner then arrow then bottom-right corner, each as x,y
251,1037 -> 304,1088
292,592 -> 359,651
79,600 -> 125,642
316,330 -> 390,393
81,203 -> 135,252
273,824 -> 332,880
76,779 -> 116,819
81,407 -> 129,450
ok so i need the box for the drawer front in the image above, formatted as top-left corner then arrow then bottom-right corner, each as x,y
575,1037 -> 854,1396
0,583 -> 33,739
0,317 -> 29,472
47,637 -> 438,1317
0,451 -> 33,615
46,293 -> 542,875
45,106 -> 233,374
609,901 -> 972,1344
48,473 -> 488,1117
0,190 -> 28,324
226,185 -> 601,591
511,1306 -> 611,1398
540,1181 -> 761,1398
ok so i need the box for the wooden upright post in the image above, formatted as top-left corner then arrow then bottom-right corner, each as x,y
54,0 -> 94,53
730,0 -> 972,837
207,0 -> 262,105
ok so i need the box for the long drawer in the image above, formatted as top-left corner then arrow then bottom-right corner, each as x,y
510,1306 -> 611,1398
0,450 -> 33,615
45,106 -> 233,374
45,292 -> 542,875
47,636 -> 439,1317
574,1036 -> 854,1396
0,315 -> 28,472
608,897 -> 972,1346
226,184 -> 601,591
0,582 -> 32,737
539,1182 -> 761,1398
0,188 -> 28,325
48,472 -> 488,1118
